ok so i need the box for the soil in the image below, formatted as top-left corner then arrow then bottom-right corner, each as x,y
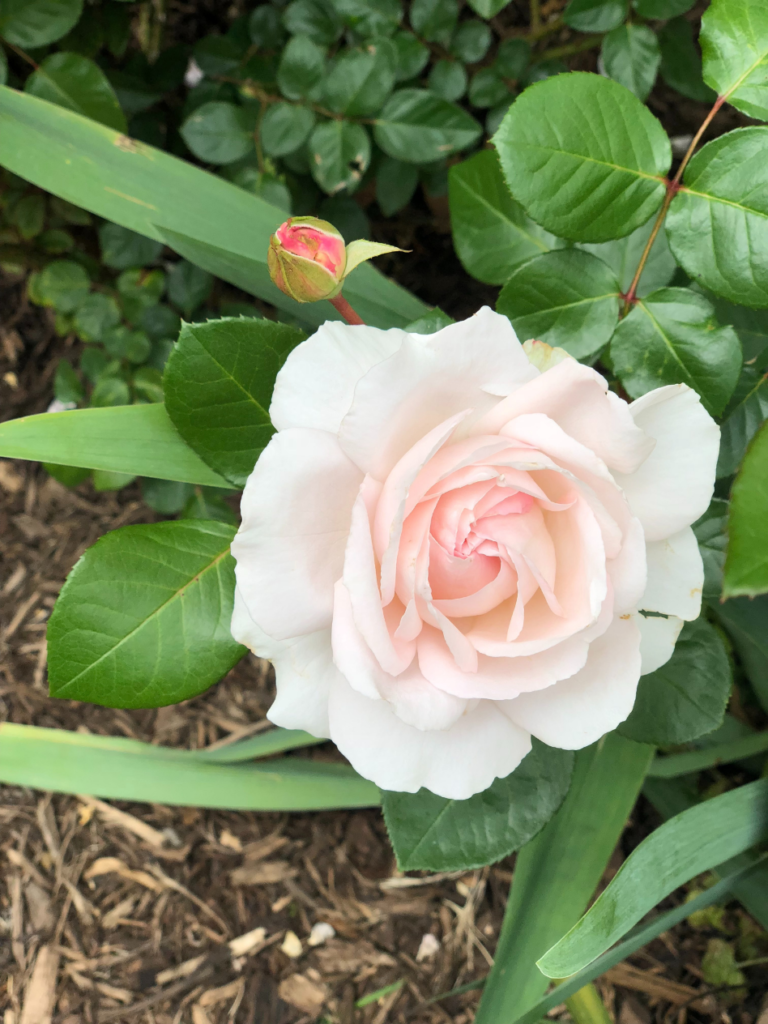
1,3 -> 768,1021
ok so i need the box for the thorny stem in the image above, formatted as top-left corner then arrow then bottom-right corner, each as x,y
530,0 -> 542,34
330,293 -> 366,325
622,94 -> 726,314
540,34 -> 603,61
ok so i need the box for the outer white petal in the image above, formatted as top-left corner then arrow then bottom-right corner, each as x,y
614,385 -> 720,542
637,612 -> 684,675
642,528 -> 703,620
231,587 -> 332,737
270,320 -> 406,433
499,615 -> 642,748
328,673 -> 531,798
608,516 -> 647,615
338,307 -> 537,479
232,429 -> 362,640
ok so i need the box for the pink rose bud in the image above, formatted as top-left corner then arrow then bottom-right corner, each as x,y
267,216 -> 346,304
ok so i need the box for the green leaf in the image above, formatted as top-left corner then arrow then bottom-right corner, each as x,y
465,0 -> 509,17
99,223 -> 163,270
493,73 -> 671,243
282,0 -> 343,46
167,259 -> 213,317
391,30 -> 429,81
48,520 -> 245,708
579,217 -> 676,298
497,38 -> 531,79
410,0 -> 457,45
45,462 -> 90,487
39,228 -> 75,254
635,0 -> 694,13
324,39 -> 397,115
0,403 -> 233,486
54,359 -> 83,404
658,17 -> 716,103
667,128 -> 768,308
80,347 -> 108,384
376,155 -> 419,215
309,119 -> 370,194
711,297 -> 768,364
723,420 -> 768,596
193,35 -> 243,77
715,595 -> 768,713
163,317 -> 305,488
74,293 -> 121,342
382,741 -> 574,872
0,44 -> 6,87
103,325 -> 150,362
9,193 -> 45,239
537,777 -> 768,978
428,60 -> 467,102
118,267 -> 165,322
0,0 -> 82,47
0,722 -> 380,810
449,148 -> 563,286
693,498 -> 729,603
563,0 -> 627,33
701,0 -> 768,121
92,468 -> 134,491
601,24 -> 660,102
141,477 -> 194,514
452,20 -> 491,63
497,249 -> 621,361
91,376 -> 130,407
260,101 -> 315,157
470,67 -> 510,109
650,729 -> 768,778
180,101 -> 255,165
25,53 -> 126,132
610,288 -> 742,417
474,734 -> 653,1024
181,486 -> 238,525
35,259 -> 90,313
249,5 -> 286,47
277,34 -> 326,100
375,88 -> 482,164
405,309 -> 455,333
717,370 -> 768,478
618,618 -> 732,745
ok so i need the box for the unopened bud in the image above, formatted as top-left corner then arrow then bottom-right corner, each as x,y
267,216 -> 346,303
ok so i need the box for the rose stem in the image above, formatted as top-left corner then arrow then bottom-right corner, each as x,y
330,293 -> 366,325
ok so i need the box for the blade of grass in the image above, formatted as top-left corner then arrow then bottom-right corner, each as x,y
195,729 -> 324,762
648,730 -> 768,777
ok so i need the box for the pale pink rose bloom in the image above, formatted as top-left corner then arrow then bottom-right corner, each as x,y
231,308 -> 719,800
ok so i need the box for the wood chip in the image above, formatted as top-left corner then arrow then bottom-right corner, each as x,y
218,829 -> 242,852
77,796 -> 166,848
241,832 -> 287,863
191,1007 -> 212,1024
198,979 -> 244,1008
605,964 -> 709,1009
101,896 -> 137,931
0,460 -> 24,493
95,983 -> 133,1005
277,974 -> 327,1016
84,857 -> 163,892
231,860 -> 297,886
24,883 -> 54,935
313,939 -> 396,975
20,945 -> 59,1024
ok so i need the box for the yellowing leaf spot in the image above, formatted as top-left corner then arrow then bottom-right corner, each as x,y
114,135 -> 141,153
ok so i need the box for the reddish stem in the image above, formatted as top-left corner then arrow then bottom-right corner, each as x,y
330,293 -> 366,325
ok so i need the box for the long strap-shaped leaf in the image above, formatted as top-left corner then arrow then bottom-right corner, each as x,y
0,722 -> 380,810
539,776 -> 768,977
0,404 -> 233,485
474,734 -> 654,1024
0,87 -> 427,330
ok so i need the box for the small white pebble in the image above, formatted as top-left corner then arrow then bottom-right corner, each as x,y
184,57 -> 205,88
307,922 -> 335,947
46,399 -> 76,414
280,930 -> 303,958
416,932 -> 441,962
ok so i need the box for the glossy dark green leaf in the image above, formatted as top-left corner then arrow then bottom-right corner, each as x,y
497,249 -> 621,360
79,347 -> 108,384
496,38 -> 530,80
375,88 -> 482,163
494,73 -> 671,243
25,53 -> 126,132
711,298 -> 768,364
465,0 -> 514,15
451,19 -> 491,63
428,59 -> 467,102
0,44 -> 6,87
601,24 -> 660,102
610,288 -> 741,417
667,128 -> 768,308
410,0 -> 457,44
658,17 -> 716,103
391,30 -> 429,81
715,596 -> 768,713
449,148 -> 563,286
538,777 -> 768,978
405,309 -> 455,333
193,35 -> 243,77
9,194 -> 45,239
717,370 -> 768,478
35,259 -> 90,313
468,66 -> 509,108
260,101 -> 314,157
91,376 -> 130,407
74,293 -> 121,342
249,5 -> 285,47
333,0 -> 402,38
181,486 -> 238,525
382,741 -> 574,872
117,268 -> 165,322
282,0 -> 342,45
635,0 -> 694,13
317,195 -> 369,241
92,468 -> 135,491
618,618 -> 731,745
141,477 -> 194,515
579,218 -> 676,298
99,223 -> 163,270
180,101 -> 255,165
324,39 -> 397,115
563,0 -> 626,32
376,155 -> 419,215
0,0 -> 82,47
474,735 -> 653,1024
163,317 -> 306,487
701,0 -> 768,121
309,120 -> 370,194
693,499 -> 729,603
54,360 -> 83,405
723,420 -> 768,596
132,365 -> 164,401
48,520 -> 245,708
167,259 -> 213,317
277,35 -> 326,100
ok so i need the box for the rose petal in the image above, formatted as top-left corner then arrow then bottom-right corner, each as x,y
637,612 -> 684,675
233,429 -> 362,640
608,516 -> 647,616
642,527 -> 703,620
614,385 -> 720,542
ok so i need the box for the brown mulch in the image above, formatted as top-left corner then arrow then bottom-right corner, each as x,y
2,252 -> 768,1023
